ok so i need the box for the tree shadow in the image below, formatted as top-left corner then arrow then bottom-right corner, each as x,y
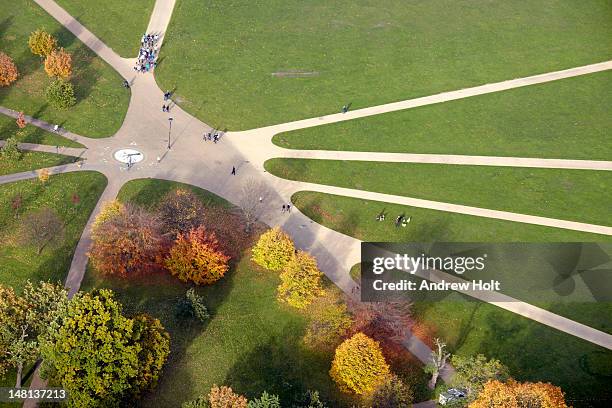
71,43 -> 101,104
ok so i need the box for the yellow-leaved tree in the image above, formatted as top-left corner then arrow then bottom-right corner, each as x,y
28,29 -> 57,57
329,332 -> 390,395
469,379 -> 568,408
277,250 -> 324,309
92,200 -> 125,233
251,227 -> 294,271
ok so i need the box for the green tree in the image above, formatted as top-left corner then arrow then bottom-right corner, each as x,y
451,354 -> 509,402
176,288 -> 210,322
28,29 -> 57,57
182,395 -> 209,408
278,251 -> 324,309
371,374 -> 413,408
0,136 -> 21,162
40,289 -> 169,407
0,282 -> 68,388
251,227 -> 294,271
247,391 -> 280,408
297,390 -> 328,408
45,79 -> 76,109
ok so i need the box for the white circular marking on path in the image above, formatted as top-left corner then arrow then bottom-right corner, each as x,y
113,148 -> 144,164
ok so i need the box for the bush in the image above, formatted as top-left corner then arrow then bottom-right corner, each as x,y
28,29 -> 57,57
208,385 -> 247,408
45,79 -> 76,109
165,226 -> 230,285
176,288 -> 210,322
0,52 -> 18,87
251,227 -> 294,271
1,136 -> 21,161
277,250 -> 324,309
329,332 -> 390,395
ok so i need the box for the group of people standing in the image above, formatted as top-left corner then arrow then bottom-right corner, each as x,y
203,129 -> 223,143
134,33 -> 159,73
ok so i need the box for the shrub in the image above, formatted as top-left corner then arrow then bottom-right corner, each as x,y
44,47 -> 72,78
165,226 -> 230,285
470,379 -> 568,408
131,314 -> 171,397
329,332 -> 390,395
277,250 -> 324,309
251,227 -> 294,271
16,112 -> 26,128
0,52 -> 18,86
1,136 -> 21,161
45,79 -> 76,109
371,374 -> 413,408
28,29 -> 57,57
208,385 -> 248,408
37,168 -> 50,184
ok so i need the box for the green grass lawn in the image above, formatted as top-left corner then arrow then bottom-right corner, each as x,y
0,151 -> 77,175
273,71 -> 612,160
267,159 -> 612,226
411,298 -> 612,406
54,0 -> 156,57
0,115 -> 84,147
82,179 -> 360,407
0,0 -> 129,138
156,0 -> 612,129
0,171 -> 107,290
292,191 -> 611,242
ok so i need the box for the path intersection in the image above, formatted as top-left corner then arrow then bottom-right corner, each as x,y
2,2 -> 611,391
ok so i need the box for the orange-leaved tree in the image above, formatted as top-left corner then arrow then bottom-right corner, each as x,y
16,112 -> 26,129
329,332 -> 390,395
0,52 -> 18,87
208,385 -> 248,408
251,227 -> 294,271
44,48 -> 72,79
28,29 -> 57,57
89,204 -> 166,277
165,226 -> 230,285
277,250 -> 324,309
469,379 -> 568,408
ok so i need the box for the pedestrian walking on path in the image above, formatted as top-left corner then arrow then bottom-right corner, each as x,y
287,204 -> 291,212
231,166 -> 236,175
282,204 -> 286,212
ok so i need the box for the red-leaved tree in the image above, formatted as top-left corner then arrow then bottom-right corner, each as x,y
165,226 -> 230,285
89,204 -> 167,277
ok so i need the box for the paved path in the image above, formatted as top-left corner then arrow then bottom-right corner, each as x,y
4,1 -> 610,404
274,148 -> 612,171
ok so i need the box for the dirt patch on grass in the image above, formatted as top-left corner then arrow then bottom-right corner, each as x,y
272,70 -> 320,78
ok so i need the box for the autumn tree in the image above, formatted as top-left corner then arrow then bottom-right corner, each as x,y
37,168 -> 50,184
329,332 -> 390,395
165,226 -> 230,285
0,52 -> 18,87
0,281 -> 68,388
45,79 -> 76,109
28,29 -> 57,57
92,199 -> 125,232
40,289 -> 170,407
20,207 -> 64,254
11,194 -> 23,219
251,227 -> 295,271
469,379 -> 568,408
89,204 -> 166,277
277,250 -> 324,309
16,112 -> 26,128
247,391 -> 280,408
208,385 -> 248,408
44,47 -> 72,78
451,354 -> 509,402
1,136 -> 21,162
371,374 -> 413,408
158,188 -> 205,238
304,292 -> 353,351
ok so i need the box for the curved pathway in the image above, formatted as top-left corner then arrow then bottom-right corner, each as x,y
3,1 -> 610,405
